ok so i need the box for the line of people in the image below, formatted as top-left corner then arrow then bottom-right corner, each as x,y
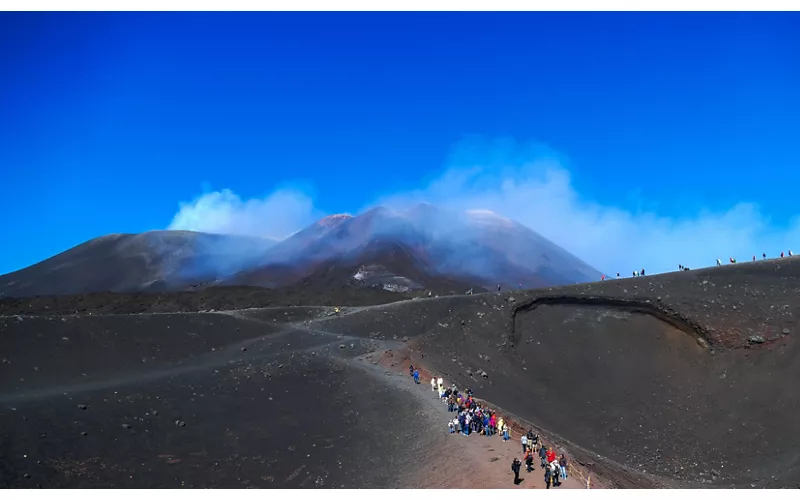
412,366 -> 570,488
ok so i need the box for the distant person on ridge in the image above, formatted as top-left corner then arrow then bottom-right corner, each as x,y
641,268 -> 645,276
781,252 -> 785,258
716,258 -> 722,266
616,272 -> 620,278
497,284 -> 501,292
763,253 -> 766,259
679,264 -> 683,271
601,274 -> 605,281
790,250 -> 794,257
753,255 -> 756,261
409,364 -> 414,377
413,369 -> 420,384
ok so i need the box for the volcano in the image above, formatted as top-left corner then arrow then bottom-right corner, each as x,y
0,204 -> 602,298
227,204 -> 602,291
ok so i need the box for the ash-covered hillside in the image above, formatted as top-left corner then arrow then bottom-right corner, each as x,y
0,204 -> 602,298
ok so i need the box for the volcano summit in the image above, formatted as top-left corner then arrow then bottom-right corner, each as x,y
0,204 -> 601,298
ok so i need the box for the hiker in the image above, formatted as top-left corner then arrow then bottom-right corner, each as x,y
497,284 -> 501,292
559,454 -> 568,480
530,432 -> 539,453
763,253 -> 766,259
730,257 -> 736,264
716,258 -> 722,266
601,274 -> 605,281
448,419 -> 455,434
550,461 -> 561,487
753,255 -> 756,261
525,447 -> 534,472
511,457 -> 522,485
641,268 -> 645,276
790,250 -> 794,257
679,264 -> 683,271
437,376 -> 444,393
546,447 -> 557,465
413,369 -> 420,384
539,445 -> 548,468
632,271 -> 636,277
544,465 -> 552,489
431,377 -> 437,392
521,433 -> 528,454
616,272 -> 620,278
781,252 -> 785,258
502,422 -> 510,441
409,364 -> 414,377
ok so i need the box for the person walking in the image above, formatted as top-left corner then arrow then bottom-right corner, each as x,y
431,377 -> 437,392
551,461 -> 561,487
539,445 -> 548,468
502,423 -> 510,441
413,369 -> 420,384
521,433 -> 528,454
546,447 -> 557,465
525,448 -> 534,472
559,454 -> 568,480
544,465 -> 552,489
511,458 -> 522,485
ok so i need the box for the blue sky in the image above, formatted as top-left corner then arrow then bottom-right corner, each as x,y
1,12 -> 799,275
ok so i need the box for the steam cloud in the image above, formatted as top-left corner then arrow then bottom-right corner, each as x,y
168,137 -> 800,276
168,187 -> 321,241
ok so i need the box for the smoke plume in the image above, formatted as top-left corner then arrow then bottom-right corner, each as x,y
168,137 -> 800,276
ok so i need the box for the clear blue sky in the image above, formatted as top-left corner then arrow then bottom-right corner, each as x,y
1,12 -> 799,275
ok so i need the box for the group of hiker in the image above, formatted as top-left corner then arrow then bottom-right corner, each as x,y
409,365 -> 570,489
604,250 -> 797,281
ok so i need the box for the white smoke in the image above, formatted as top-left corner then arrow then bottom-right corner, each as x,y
168,137 -> 800,275
168,187 -> 321,240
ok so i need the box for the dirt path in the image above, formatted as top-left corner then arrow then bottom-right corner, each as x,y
353,348 -> 595,489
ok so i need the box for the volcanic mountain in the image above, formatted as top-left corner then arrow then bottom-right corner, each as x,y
0,204 -> 602,298
0,231 -> 276,297
226,204 -> 602,292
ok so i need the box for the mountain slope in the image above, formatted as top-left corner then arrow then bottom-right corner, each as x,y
0,231 -> 276,297
229,204 -> 602,290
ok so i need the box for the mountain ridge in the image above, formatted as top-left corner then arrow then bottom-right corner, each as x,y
0,204 -> 602,297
